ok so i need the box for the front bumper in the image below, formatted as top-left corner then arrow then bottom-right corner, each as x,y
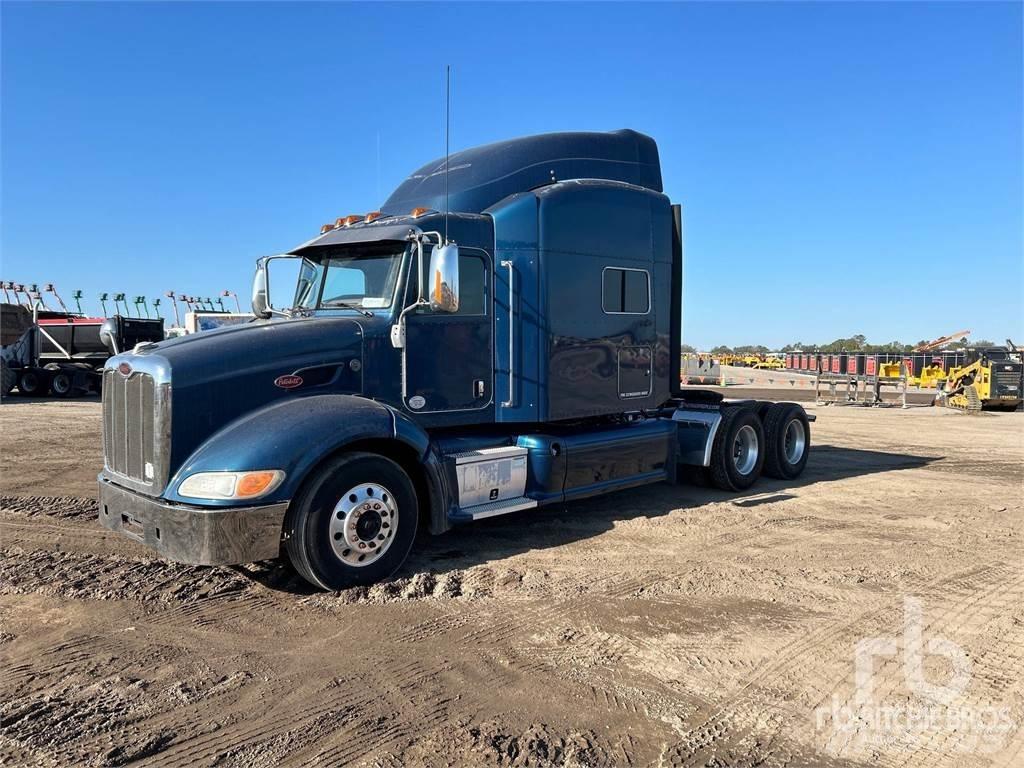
98,477 -> 288,566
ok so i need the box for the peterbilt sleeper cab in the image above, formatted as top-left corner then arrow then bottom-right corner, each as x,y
98,129 -> 813,591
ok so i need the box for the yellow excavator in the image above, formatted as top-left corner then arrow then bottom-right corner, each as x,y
939,342 -> 1023,412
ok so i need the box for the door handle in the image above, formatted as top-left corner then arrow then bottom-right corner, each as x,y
500,260 -> 515,408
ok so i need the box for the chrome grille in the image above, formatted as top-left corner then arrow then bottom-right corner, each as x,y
102,368 -> 169,491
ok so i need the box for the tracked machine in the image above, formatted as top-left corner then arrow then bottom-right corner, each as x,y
939,345 -> 1023,412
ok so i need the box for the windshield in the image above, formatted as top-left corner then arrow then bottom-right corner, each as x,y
294,245 -> 406,311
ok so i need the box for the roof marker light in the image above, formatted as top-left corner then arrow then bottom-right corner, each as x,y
365,211 -> 383,223
320,223 -> 335,234
411,207 -> 432,218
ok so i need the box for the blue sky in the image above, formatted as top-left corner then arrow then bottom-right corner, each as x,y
2,2 -> 1021,348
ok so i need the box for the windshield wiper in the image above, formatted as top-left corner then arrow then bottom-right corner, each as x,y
322,301 -> 374,317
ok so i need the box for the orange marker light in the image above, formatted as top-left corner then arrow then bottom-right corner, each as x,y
411,207 -> 431,218
320,223 -> 335,234
344,215 -> 363,226
365,211 -> 383,223
236,471 -> 279,498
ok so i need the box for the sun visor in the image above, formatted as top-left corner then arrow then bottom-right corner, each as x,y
288,223 -> 419,256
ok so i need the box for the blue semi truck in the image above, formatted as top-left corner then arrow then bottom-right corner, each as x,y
98,130 -> 813,590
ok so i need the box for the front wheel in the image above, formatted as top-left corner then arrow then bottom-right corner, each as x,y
283,452 -> 419,591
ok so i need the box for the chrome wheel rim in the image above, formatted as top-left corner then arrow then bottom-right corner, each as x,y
784,419 -> 806,465
328,483 -> 398,567
733,424 -> 758,476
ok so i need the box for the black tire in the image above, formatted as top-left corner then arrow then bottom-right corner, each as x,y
283,452 -> 418,591
762,403 -> 811,480
708,406 -> 765,492
50,370 -> 75,398
1,362 -> 15,397
17,369 -> 49,397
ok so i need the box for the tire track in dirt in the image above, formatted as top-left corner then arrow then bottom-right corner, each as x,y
140,655 -> 458,768
716,569 -> 1019,765
0,494 -> 97,520
663,560 -> 1023,767
0,547 -> 255,604
811,567 -> 1024,765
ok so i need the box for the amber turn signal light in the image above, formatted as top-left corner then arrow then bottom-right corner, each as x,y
236,471 -> 281,498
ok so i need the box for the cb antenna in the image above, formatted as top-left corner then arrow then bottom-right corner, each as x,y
444,64 -> 450,243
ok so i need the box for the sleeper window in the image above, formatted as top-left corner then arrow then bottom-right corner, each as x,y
602,268 -> 650,314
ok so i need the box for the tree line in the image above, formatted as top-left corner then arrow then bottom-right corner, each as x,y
691,335 -> 995,356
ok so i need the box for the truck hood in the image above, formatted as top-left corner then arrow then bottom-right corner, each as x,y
129,316 -> 366,475
145,316 -> 363,380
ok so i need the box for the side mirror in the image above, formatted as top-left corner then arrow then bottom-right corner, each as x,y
251,259 -> 271,318
99,317 -> 119,355
428,244 -> 460,313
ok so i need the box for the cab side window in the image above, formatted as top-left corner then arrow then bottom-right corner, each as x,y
408,250 -> 488,315
456,253 -> 487,315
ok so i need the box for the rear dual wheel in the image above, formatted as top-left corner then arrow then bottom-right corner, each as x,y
50,371 -> 75,397
708,407 -> 765,491
707,403 -> 810,491
17,369 -> 49,397
762,403 -> 810,480
1,362 -> 15,397
283,452 -> 418,591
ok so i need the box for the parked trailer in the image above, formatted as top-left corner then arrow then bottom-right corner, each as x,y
1,303 -> 164,397
96,130 -> 815,591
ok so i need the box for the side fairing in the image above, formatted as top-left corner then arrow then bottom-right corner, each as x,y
487,193 -> 542,423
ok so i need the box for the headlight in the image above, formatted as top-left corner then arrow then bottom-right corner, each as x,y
178,470 -> 285,500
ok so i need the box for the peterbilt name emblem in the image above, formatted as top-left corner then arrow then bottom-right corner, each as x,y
274,375 -> 303,389
117,362 -> 132,376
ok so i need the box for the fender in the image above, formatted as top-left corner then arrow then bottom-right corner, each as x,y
164,394 -> 431,506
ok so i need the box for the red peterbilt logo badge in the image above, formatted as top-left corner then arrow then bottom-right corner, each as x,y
117,362 -> 132,376
274,374 -> 303,390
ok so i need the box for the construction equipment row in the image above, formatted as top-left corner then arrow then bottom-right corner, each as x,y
784,349 -> 1022,411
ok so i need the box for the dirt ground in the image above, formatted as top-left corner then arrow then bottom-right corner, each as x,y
1,397 -> 1022,767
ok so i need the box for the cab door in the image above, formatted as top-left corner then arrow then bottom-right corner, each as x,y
403,247 -> 493,414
